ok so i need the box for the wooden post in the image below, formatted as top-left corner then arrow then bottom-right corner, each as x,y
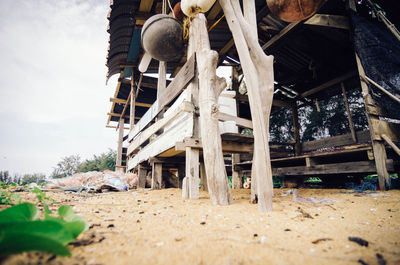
356,54 -> 390,190
137,165 -> 147,188
341,82 -> 357,142
232,154 -> 241,189
182,12 -> 201,200
178,164 -> 185,189
130,72 -> 136,129
116,118 -> 125,173
200,162 -> 208,191
151,162 -> 162,189
291,103 -> 301,156
220,0 -> 275,211
194,13 -> 233,206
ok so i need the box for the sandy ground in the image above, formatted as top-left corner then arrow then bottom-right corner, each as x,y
2,188 -> 400,265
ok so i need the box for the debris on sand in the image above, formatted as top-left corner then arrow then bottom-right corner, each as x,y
46,170 -> 138,192
293,189 -> 338,206
348,236 -> 369,247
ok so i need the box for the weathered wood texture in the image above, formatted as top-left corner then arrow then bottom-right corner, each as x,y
356,54 -> 390,190
116,118 -> 125,172
128,56 -> 195,142
194,13 -> 233,206
186,147 -> 199,199
220,0 -> 274,211
151,162 -> 162,189
137,165 -> 147,188
231,154 -> 241,189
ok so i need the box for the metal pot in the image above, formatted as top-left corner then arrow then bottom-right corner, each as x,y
266,0 -> 324,22
141,14 -> 184,62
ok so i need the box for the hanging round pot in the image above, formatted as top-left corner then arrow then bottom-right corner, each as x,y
266,0 -> 324,22
141,14 -> 184,62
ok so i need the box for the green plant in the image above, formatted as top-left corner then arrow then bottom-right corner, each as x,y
0,203 -> 88,257
0,190 -> 21,205
31,187 -> 56,214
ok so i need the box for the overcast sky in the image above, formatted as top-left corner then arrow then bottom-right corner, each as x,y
0,0 -> 119,175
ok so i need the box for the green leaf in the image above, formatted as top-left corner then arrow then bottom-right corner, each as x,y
0,220 -> 74,245
57,205 -> 88,235
0,203 -> 38,223
0,231 -> 71,256
44,215 -> 86,239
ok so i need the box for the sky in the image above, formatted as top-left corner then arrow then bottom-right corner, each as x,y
0,0 -> 119,176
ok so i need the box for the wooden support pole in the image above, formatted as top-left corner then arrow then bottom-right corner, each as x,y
138,165 -> 147,188
341,82 -> 357,142
130,72 -> 136,129
194,13 -> 233,206
220,0 -> 274,211
200,162 -> 208,191
151,162 -> 162,189
116,118 -> 125,173
291,103 -> 301,156
231,153 -> 241,189
356,54 -> 390,190
186,147 -> 199,199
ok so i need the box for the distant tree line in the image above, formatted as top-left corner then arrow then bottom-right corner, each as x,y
50,149 -> 116,179
0,149 -> 117,184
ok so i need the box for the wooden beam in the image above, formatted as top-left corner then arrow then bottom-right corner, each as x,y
175,137 -> 254,153
382,134 -> 400,157
304,14 -> 350,30
139,0 -> 153,12
291,104 -> 301,156
116,118 -> 125,172
137,165 -> 147,188
300,71 -> 357,98
107,113 -> 130,119
261,22 -> 302,51
356,54 -> 390,190
272,160 -> 394,176
218,111 -> 253,129
110,97 -> 127,104
106,125 -> 130,130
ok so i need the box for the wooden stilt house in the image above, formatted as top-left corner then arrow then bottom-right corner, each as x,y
105,0 -> 400,192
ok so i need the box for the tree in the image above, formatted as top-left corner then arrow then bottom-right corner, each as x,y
51,155 -> 81,179
0,171 -> 12,184
77,149 -> 116,172
20,173 -> 46,185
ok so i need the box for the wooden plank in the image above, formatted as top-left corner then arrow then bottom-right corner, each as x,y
130,72 -> 136,129
261,22 -> 302,51
110,97 -> 127,104
218,112 -> 253,129
272,160 -> 394,176
127,101 -> 194,155
382,134 -> 400,157
207,2 -> 222,20
157,55 -> 195,111
151,162 -> 162,189
291,104 -> 301,156
175,137 -> 254,153
300,71 -> 357,98
301,130 -> 371,152
304,14 -> 350,30
127,112 -> 193,170
106,125 -> 130,129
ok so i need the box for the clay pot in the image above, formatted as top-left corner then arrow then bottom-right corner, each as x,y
141,14 -> 184,62
266,0 -> 324,22
173,2 -> 184,21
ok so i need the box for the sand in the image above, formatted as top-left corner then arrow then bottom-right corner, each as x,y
2,188 -> 400,265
